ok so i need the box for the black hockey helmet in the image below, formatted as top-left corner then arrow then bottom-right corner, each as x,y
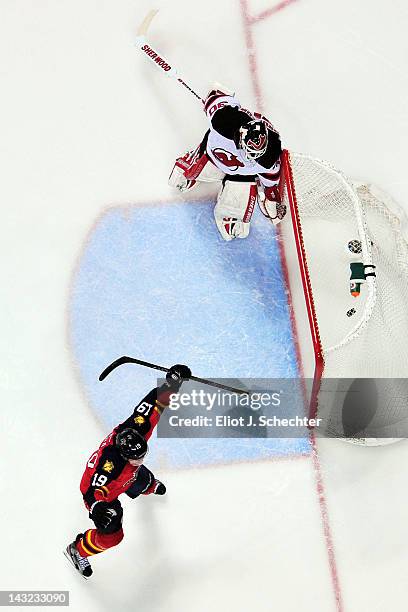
116,428 -> 148,461
236,120 -> 268,161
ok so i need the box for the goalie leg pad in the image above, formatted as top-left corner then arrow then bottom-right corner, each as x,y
214,217 -> 250,241
214,181 -> 257,241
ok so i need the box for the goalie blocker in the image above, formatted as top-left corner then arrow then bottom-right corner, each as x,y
169,87 -> 286,241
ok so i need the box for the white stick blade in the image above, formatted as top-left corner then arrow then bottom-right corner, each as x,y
137,9 -> 159,36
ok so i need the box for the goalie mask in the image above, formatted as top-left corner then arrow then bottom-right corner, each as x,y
236,120 -> 268,161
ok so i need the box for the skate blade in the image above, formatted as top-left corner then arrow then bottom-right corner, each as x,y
63,548 -> 90,580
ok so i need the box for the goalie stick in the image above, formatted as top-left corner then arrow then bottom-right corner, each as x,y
99,356 -> 250,395
135,9 -> 204,104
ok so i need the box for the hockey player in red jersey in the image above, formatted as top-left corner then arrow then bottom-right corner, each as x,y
169,86 -> 286,241
64,364 -> 191,578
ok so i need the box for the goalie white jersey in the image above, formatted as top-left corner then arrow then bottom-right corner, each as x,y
169,88 -> 285,241
204,92 -> 281,188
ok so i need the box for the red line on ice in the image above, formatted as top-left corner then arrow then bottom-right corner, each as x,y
250,0 -> 299,24
310,432 -> 344,611
239,0 -> 263,111
239,1 -> 344,610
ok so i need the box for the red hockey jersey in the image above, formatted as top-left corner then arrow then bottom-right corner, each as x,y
80,384 -> 173,508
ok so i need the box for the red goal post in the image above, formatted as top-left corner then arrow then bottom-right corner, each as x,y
279,150 -> 408,444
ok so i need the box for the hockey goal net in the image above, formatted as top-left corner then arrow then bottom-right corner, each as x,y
279,150 -> 408,444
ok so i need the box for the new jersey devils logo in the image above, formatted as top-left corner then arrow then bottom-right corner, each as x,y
212,148 -> 245,171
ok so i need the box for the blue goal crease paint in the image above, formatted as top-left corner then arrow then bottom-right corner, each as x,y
69,200 -> 310,468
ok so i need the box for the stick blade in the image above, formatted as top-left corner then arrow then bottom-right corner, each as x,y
99,356 -> 133,381
137,9 -> 159,36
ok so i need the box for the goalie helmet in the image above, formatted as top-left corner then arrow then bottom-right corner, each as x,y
116,428 -> 148,461
236,120 -> 268,161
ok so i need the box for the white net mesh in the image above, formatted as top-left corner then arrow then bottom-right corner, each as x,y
280,151 -> 408,443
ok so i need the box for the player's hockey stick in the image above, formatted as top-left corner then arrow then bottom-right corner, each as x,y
135,9 -> 205,104
99,356 -> 249,395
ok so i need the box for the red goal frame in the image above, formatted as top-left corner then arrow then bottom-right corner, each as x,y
280,150 -> 324,420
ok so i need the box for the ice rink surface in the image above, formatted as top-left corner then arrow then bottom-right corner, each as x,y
2,0 -> 408,610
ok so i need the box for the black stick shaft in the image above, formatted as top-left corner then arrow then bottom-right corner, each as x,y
99,356 -> 249,395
